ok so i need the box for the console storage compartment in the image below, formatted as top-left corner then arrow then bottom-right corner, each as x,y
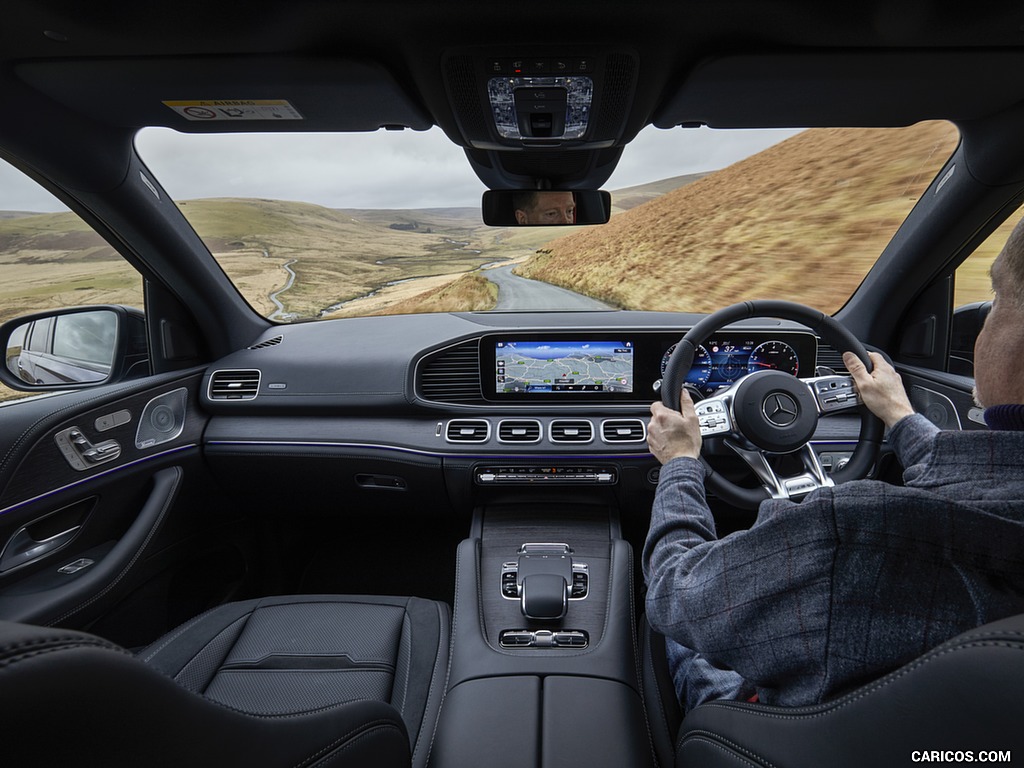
429,676 -> 651,766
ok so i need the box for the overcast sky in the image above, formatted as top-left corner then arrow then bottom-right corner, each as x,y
0,125 -> 800,213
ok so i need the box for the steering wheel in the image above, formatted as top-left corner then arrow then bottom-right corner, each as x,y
660,300 -> 883,510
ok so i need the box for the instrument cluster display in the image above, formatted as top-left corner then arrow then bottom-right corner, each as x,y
660,335 -> 809,397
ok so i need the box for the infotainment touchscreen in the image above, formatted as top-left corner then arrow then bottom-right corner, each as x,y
494,339 -> 634,395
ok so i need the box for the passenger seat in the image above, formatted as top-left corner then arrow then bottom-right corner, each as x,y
0,594 -> 450,768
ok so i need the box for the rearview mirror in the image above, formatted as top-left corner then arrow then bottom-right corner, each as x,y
482,190 -> 611,226
0,306 -> 148,391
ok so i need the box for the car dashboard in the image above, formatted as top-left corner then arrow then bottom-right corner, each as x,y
197,310 -> 861,519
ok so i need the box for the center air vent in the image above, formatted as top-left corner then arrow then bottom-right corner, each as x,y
601,419 -> 646,443
209,369 -> 261,400
498,419 -> 542,444
446,419 -> 490,443
550,419 -> 594,443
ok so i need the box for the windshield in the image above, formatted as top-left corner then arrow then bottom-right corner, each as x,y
136,121 -> 959,320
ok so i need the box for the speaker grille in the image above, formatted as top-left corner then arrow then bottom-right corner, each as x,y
446,55 -> 489,141
594,53 -> 636,139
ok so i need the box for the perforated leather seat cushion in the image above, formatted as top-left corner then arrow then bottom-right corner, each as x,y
140,594 -> 449,763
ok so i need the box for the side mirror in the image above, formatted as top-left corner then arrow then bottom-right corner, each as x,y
0,306 -> 148,391
482,190 -> 611,226
949,300 -> 991,377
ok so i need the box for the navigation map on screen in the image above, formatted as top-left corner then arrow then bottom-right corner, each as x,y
495,340 -> 634,394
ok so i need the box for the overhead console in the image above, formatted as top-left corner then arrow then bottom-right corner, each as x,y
443,47 -> 639,151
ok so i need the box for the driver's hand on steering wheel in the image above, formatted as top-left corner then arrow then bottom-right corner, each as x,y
649,390 -> 703,464
843,351 -> 916,430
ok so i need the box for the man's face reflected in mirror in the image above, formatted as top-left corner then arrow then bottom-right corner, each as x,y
513,191 -> 577,225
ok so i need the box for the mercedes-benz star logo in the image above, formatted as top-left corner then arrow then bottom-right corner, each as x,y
763,392 -> 799,426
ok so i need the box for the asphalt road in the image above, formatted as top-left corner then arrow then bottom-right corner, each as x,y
485,265 -> 614,310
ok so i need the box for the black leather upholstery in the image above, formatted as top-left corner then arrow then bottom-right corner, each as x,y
640,616 -> 683,768
0,594 -> 450,768
642,614 -> 1024,768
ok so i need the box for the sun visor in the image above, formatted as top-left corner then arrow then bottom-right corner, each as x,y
15,56 -> 433,132
654,52 -> 1024,129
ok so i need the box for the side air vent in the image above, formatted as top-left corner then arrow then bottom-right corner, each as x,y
209,369 -> 261,400
601,419 -> 646,443
498,419 -> 542,444
249,335 -> 283,350
418,341 -> 484,404
550,419 -> 594,444
446,419 -> 490,443
815,343 -> 849,374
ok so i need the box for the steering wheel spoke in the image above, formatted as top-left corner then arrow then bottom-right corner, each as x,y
724,441 -> 834,501
804,374 -> 862,414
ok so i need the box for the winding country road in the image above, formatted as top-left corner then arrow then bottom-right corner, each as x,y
268,256 -> 298,321
484,265 -> 614,310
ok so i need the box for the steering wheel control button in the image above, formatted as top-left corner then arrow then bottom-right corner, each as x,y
813,376 -> 861,412
695,401 -> 731,436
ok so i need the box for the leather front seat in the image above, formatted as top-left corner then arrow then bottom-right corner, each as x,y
643,613 -> 1024,768
0,594 -> 449,768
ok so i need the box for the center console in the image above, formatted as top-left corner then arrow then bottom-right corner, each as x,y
428,505 -> 655,767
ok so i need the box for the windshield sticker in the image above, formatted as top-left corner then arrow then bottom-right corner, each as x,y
162,99 -> 304,121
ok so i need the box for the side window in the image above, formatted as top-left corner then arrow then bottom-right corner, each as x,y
951,207 -> 1023,376
0,159 -> 145,403
26,317 -> 53,353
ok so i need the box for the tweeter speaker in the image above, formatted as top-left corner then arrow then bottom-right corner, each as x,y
136,388 -> 188,449
909,385 -> 962,430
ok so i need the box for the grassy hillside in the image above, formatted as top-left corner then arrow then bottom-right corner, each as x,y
516,122 -> 961,314
0,211 -> 143,327
343,273 -> 498,317
611,173 -> 709,211
173,198 -> 504,318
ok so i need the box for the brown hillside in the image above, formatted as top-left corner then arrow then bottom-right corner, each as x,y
517,121 -> 960,314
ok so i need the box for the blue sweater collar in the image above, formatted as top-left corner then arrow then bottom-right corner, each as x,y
984,404 -> 1024,431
